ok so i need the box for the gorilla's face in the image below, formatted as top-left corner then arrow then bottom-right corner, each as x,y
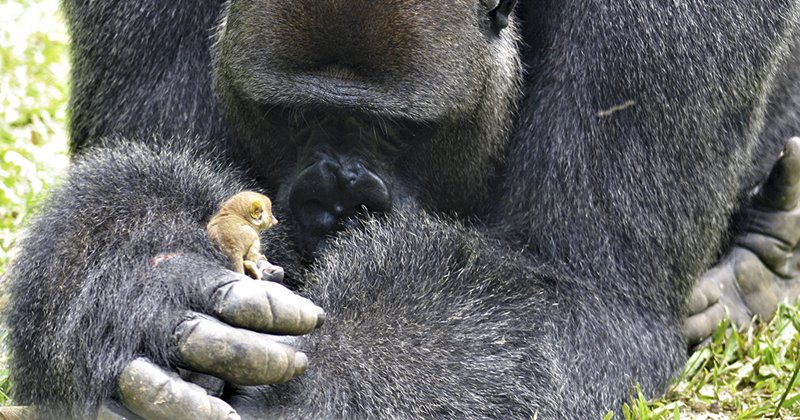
213,0 -> 521,254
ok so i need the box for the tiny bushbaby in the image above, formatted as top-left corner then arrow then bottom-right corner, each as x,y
207,191 -> 278,279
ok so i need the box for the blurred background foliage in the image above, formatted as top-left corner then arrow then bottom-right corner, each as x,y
0,0 -> 797,417
0,0 -> 70,404
0,0 -> 70,275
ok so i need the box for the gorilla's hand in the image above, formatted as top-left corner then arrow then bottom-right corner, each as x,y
685,137 -> 800,347
116,264 -> 325,420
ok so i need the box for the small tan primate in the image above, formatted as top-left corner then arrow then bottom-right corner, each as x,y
207,191 -> 278,279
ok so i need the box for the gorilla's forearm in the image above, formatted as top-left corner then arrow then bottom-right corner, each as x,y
225,213 -> 683,419
5,140 -> 247,414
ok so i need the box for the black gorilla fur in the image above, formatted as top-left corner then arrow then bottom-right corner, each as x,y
7,0 -> 800,418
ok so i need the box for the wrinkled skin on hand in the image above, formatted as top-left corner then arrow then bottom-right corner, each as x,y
685,137 -> 800,347
113,267 -> 325,420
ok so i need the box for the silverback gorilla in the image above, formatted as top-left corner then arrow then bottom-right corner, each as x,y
6,0 -> 800,418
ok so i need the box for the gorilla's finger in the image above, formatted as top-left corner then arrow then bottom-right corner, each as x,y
684,302 -> 726,347
732,258 -> 779,322
177,369 -> 226,397
686,270 -> 723,316
736,231 -> 795,275
755,137 -> 800,211
175,316 -> 308,385
256,257 -> 285,283
731,249 -> 777,295
212,277 -> 325,334
118,358 -> 239,420
98,399 -> 144,420
715,248 -> 775,325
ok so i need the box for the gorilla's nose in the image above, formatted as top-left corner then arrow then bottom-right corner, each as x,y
289,156 -> 391,254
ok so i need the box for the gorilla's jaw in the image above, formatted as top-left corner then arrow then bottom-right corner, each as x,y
212,0 -> 523,254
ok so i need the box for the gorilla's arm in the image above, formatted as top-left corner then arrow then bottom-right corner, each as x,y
6,140 -> 323,418
62,0 -> 228,152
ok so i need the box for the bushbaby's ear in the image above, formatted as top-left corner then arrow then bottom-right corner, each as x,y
250,201 -> 264,222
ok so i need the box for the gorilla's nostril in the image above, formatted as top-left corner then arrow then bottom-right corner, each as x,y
322,160 -> 338,174
355,175 -> 391,213
340,166 -> 360,187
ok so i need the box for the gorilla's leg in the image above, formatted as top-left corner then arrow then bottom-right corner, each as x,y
686,137 -> 800,346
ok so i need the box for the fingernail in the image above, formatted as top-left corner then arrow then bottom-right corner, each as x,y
786,137 -> 800,155
315,309 -> 327,328
227,412 -> 241,420
294,352 -> 308,376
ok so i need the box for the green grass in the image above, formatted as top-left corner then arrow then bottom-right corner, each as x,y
0,0 -> 799,416
612,305 -> 800,419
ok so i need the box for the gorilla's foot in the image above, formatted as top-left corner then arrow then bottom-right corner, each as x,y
685,137 -> 800,347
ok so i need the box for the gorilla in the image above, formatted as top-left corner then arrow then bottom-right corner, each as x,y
6,0 -> 800,418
